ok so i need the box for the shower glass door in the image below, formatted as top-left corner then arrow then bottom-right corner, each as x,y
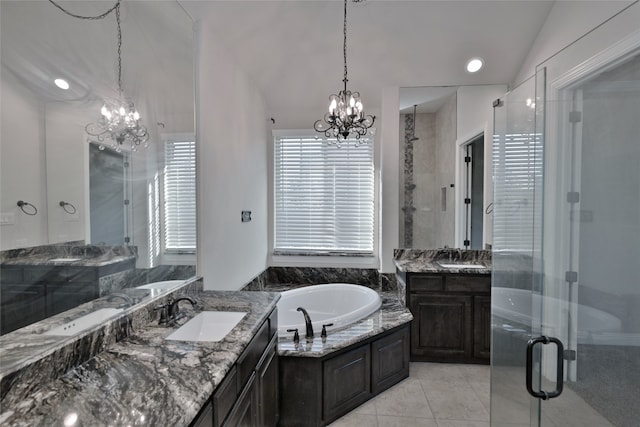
492,3 -> 640,426
533,11 -> 640,427
491,75 -> 544,427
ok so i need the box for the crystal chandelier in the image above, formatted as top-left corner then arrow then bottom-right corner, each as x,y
50,0 -> 149,152
85,1 -> 149,152
314,0 -> 375,145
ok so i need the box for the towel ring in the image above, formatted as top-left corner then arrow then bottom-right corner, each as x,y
59,201 -> 77,215
17,200 -> 38,216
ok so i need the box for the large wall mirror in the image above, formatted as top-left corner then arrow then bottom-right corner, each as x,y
0,1 -> 195,337
399,85 -> 505,250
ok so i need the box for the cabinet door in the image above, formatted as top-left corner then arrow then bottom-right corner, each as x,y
323,344 -> 371,423
372,326 -> 410,394
223,372 -> 257,427
192,401 -> 213,427
256,338 -> 279,427
409,294 -> 472,361
0,284 -> 46,334
473,295 -> 491,361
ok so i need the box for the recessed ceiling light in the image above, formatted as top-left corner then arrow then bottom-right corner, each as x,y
465,58 -> 484,73
54,78 -> 70,90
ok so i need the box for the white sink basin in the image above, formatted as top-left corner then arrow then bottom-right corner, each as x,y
437,262 -> 486,269
43,308 -> 124,336
48,257 -> 83,262
165,311 -> 247,342
136,280 -> 184,291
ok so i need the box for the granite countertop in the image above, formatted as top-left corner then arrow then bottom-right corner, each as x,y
278,292 -> 413,357
0,254 -> 136,268
393,258 -> 492,275
0,290 -> 280,427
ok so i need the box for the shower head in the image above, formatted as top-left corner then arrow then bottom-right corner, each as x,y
411,104 -> 419,141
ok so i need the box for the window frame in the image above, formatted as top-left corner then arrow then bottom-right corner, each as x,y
159,133 -> 197,263
269,129 -> 379,268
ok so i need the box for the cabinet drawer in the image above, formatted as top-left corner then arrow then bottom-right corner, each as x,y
236,318 -> 269,390
409,275 -> 444,292
445,275 -> 490,293
213,366 -> 238,427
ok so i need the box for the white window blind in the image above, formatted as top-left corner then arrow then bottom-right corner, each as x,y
164,140 -> 196,252
274,135 -> 374,254
492,131 -> 543,251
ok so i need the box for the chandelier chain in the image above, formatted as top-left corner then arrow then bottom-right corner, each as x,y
48,0 -> 122,92
343,0 -> 348,87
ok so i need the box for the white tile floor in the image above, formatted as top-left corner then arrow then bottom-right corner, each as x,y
328,362 -> 490,427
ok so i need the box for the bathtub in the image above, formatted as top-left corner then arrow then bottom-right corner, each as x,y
493,287 -> 622,338
277,283 -> 382,335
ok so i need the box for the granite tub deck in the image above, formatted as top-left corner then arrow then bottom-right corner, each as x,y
277,290 -> 413,356
0,291 -> 280,427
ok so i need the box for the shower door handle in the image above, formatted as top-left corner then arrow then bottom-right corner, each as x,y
526,335 -> 564,400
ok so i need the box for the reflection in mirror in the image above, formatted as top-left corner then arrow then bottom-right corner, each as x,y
399,87 -> 457,249
0,1 -> 196,337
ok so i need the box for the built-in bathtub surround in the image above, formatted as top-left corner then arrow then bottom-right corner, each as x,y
0,288 -> 278,426
0,278 -> 202,405
277,290 -> 411,357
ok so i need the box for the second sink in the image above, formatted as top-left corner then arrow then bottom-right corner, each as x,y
165,311 -> 247,342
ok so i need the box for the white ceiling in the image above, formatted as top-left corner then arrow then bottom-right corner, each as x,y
180,0 -> 555,111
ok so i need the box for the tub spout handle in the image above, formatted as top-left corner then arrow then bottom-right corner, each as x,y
297,307 -> 314,339
286,328 -> 300,343
321,323 -> 334,339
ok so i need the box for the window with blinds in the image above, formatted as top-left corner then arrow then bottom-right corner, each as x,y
164,139 -> 196,253
274,134 -> 375,254
492,131 -> 543,251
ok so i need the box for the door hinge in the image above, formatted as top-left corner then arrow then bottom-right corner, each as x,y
569,111 -> 582,123
563,349 -> 577,361
464,198 -> 471,205
463,239 -> 470,247
567,192 -> 580,204
124,161 -> 130,168
464,156 -> 471,163
565,271 -> 578,283
124,199 -> 130,205
124,237 -> 130,243
493,98 -> 503,108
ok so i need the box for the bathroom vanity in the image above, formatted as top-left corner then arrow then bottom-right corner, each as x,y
0,286 -> 280,427
395,249 -> 491,364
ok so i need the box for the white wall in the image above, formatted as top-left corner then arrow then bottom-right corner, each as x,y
0,72 -> 47,250
44,102 -> 91,245
514,1 -> 634,85
455,85 -> 507,248
195,19 -> 269,290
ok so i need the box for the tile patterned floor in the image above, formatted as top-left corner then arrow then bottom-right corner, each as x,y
328,362 -> 490,427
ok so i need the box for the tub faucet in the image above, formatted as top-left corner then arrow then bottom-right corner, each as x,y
297,307 -> 314,339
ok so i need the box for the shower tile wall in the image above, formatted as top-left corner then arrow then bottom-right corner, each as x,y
400,94 -> 456,249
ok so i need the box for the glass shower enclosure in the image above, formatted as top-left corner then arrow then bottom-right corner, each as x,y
491,3 -> 640,426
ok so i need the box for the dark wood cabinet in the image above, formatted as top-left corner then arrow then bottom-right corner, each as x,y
192,402 -> 214,427
193,307 -> 278,427
405,273 -> 490,364
323,344 -> 372,421
279,324 -> 410,427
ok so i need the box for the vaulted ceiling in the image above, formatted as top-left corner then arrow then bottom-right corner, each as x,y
180,1 -> 555,110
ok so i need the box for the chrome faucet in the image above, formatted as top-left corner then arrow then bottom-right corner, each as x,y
297,307 -> 314,339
